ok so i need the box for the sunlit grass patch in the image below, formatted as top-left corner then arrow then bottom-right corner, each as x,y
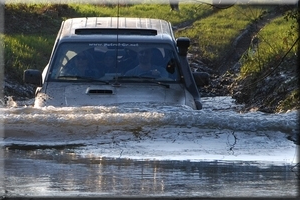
240,15 -> 298,77
3,34 -> 54,79
175,4 -> 274,63
66,3 -> 213,25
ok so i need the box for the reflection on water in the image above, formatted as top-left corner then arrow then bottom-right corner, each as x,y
3,148 -> 299,197
1,97 -> 299,197
3,141 -> 299,198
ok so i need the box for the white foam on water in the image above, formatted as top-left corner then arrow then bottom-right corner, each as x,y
1,97 -> 298,164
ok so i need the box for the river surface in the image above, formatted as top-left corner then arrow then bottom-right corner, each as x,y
0,96 -> 299,198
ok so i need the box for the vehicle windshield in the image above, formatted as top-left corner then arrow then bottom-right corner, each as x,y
48,42 -> 181,82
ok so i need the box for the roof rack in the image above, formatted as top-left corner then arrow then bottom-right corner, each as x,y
75,28 -> 158,35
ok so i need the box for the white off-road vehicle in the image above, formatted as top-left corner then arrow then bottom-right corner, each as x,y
24,17 -> 207,109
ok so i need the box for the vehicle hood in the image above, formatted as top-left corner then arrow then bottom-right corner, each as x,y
35,82 -> 196,108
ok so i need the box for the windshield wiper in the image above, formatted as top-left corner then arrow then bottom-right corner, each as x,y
57,76 -> 109,84
155,81 -> 170,88
117,76 -> 170,88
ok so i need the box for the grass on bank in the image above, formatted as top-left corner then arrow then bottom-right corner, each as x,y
239,15 -> 298,77
175,4 -> 276,63
2,34 -> 54,79
239,14 -> 299,112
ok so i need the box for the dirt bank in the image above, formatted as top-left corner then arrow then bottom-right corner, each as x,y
184,7 -> 299,113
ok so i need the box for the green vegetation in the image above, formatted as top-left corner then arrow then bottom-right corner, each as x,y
235,7 -> 299,113
176,5 -> 275,63
117,3 -> 213,24
2,34 -> 53,79
240,16 -> 298,77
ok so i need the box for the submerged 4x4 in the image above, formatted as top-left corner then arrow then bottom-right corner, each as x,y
24,17 -> 207,109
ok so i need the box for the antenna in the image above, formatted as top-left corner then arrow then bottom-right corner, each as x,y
113,0 -> 121,87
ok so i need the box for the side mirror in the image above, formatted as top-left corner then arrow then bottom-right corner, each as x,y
23,69 -> 42,86
193,72 -> 210,87
166,58 -> 176,74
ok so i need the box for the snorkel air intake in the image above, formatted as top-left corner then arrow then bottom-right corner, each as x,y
177,37 -> 202,110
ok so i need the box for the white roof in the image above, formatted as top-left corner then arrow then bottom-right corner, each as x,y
60,17 -> 173,37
